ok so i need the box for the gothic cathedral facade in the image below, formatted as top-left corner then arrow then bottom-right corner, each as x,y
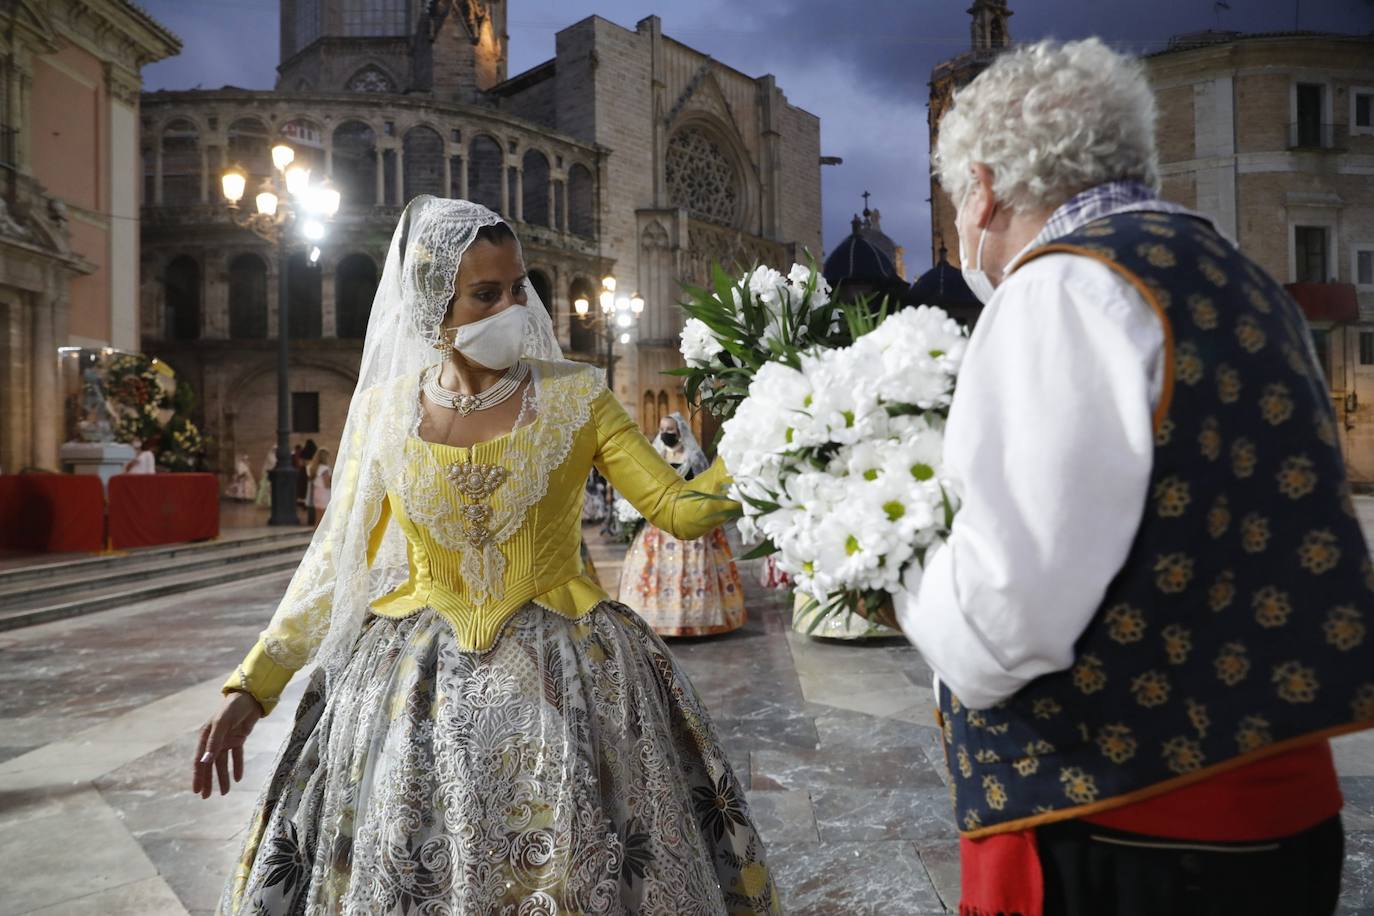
140,2 -> 821,480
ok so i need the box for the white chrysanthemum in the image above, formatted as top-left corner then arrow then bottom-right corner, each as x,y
613,497 -> 643,524
718,361 -> 812,477
786,262 -> 831,310
679,317 -> 724,368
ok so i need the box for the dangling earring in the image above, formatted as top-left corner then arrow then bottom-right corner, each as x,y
438,328 -> 453,362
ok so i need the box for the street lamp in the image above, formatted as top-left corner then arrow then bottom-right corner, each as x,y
221,142 -> 342,526
576,274 -> 643,532
575,274 -> 641,397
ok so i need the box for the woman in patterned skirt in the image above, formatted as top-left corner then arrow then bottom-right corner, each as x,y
193,198 -> 777,915
618,413 -> 746,638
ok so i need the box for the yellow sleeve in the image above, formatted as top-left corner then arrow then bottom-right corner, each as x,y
223,498 -> 393,715
591,389 -> 738,540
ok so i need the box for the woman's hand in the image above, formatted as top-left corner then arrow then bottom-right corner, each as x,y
193,690 -> 263,798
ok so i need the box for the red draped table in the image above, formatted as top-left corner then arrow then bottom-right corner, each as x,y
108,473 -> 220,549
0,474 -> 106,553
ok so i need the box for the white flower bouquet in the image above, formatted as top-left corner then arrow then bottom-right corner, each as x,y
677,262 -> 969,630
672,262 -> 848,421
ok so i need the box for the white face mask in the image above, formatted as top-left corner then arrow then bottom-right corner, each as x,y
446,304 -> 528,370
957,191 -> 998,305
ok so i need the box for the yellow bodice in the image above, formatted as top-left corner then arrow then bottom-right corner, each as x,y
226,365 -> 733,714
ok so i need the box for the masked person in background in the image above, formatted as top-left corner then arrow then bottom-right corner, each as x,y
890,38 -> 1373,916
194,198 -> 777,915
618,413 -> 746,638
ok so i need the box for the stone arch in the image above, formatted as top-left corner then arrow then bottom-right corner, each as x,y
228,253 -> 268,339
657,391 -> 670,424
664,117 -> 751,229
521,148 -> 551,227
527,268 -> 553,316
468,134 -> 504,214
643,390 -> 657,430
638,219 -> 676,341
164,255 -> 201,340
568,162 -> 594,237
227,358 -> 360,475
332,120 -> 377,207
279,117 -> 325,176
346,64 -> 398,93
287,251 -> 322,339
402,124 -> 445,204
161,118 -> 201,204
335,252 -> 378,338
569,276 -> 597,354
227,117 -> 271,184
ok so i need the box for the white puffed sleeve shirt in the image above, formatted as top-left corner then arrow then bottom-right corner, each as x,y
897,243 -> 1171,710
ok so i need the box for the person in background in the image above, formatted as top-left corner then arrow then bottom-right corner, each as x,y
254,447 -> 275,509
306,448 -> 331,527
227,453 -> 257,501
292,442 -> 311,506
618,412 -> 745,637
123,438 -> 155,474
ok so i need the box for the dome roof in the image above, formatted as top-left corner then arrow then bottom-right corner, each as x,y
908,244 -> 981,309
824,215 -> 897,288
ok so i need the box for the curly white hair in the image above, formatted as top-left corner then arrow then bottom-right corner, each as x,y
935,38 -> 1159,212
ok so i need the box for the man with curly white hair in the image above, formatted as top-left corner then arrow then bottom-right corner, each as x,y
891,37 -> 1372,915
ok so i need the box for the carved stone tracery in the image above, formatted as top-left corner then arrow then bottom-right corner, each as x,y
665,125 -> 741,229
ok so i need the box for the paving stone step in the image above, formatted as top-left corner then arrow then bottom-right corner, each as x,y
0,529 -> 313,588
0,535 -> 314,611
0,550 -> 305,631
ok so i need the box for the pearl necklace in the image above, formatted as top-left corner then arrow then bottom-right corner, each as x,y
423,362 -> 528,416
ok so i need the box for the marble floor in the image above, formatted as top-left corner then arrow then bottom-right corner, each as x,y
1,519 -> 1373,914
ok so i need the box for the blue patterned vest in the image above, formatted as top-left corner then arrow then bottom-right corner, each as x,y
940,211 -> 1374,837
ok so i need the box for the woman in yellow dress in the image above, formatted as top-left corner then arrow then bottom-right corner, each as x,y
619,413 -> 746,637
193,198 -> 777,915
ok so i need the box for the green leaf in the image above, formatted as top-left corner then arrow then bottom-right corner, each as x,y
740,539 -> 779,560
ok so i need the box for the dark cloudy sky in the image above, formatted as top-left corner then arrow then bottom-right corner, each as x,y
140,0 -> 1372,275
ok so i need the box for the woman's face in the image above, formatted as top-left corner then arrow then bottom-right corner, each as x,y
658,418 -> 679,440
441,238 -> 528,334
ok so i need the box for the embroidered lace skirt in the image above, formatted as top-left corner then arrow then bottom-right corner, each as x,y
217,602 -> 778,916
619,527 -> 746,638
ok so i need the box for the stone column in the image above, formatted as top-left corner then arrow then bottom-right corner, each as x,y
374,149 -> 385,205
154,141 -> 164,206
394,147 -> 404,206
321,257 -> 337,338
459,156 -> 469,200
30,278 -> 59,469
559,180 -> 568,232
514,167 -> 524,223
442,151 -> 452,199
546,180 -> 556,229
200,145 -> 209,202
500,163 -> 510,218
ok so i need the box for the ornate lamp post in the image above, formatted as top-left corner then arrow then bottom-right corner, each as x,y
221,144 -> 341,526
573,274 -> 643,396
575,275 -> 643,531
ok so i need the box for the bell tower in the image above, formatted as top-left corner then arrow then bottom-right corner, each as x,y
277,0 -> 509,101
968,0 -> 1012,52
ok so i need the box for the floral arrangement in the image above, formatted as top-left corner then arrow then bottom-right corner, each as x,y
103,353 -> 210,471
106,353 -> 174,447
677,262 -> 969,630
675,262 -> 848,422
612,496 -> 646,544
